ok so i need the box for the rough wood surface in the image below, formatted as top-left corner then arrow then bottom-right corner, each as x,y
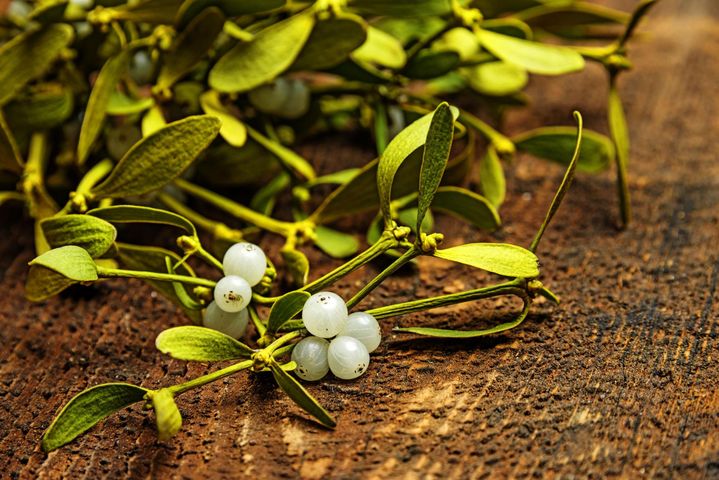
1,1 -> 718,478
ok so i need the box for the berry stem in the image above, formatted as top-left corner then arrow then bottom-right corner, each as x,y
346,245 -> 420,309
168,360 -> 253,396
96,266 -> 217,288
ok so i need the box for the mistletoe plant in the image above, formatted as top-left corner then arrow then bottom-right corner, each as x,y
38,104 -> 583,450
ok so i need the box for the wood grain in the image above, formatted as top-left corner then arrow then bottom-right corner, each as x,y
1,1 -> 717,478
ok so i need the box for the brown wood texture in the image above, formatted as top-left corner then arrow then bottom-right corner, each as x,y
1,1 -> 718,478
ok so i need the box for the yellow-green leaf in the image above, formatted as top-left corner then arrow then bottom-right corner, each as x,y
314,226 -> 360,259
156,326 -> 254,361
5,84 -> 75,130
292,14 -> 367,71
352,26 -> 405,69
281,247 -> 309,287
513,126 -> 613,173
246,126 -> 315,181
88,205 -> 196,236
433,243 -> 539,278
41,215 -> 117,258
106,91 -> 155,116
479,146 -> 506,207
149,389 -> 182,441
269,361 -> 336,428
25,265 -> 77,301
467,61 -> 528,96
29,245 -> 98,281
267,290 -> 311,333
0,111 -> 22,173
432,186 -> 500,231
200,90 -> 246,147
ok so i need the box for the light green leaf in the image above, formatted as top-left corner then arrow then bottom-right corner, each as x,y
314,226 -> 360,259
41,215 -> 117,258
348,0 -> 452,17
102,0 -> 183,24
352,26 -> 406,69
209,9 -> 315,93
106,91 -> 155,116
467,61 -> 528,97
377,104 -> 458,228
42,383 -> 149,452
246,126 -> 315,181
402,50 -> 460,79
476,29 -> 584,75
90,115 -> 221,199
25,265 -> 78,301
269,361 -> 336,428
416,102 -> 454,235
142,105 -> 167,137
0,24 -> 74,107
88,205 -> 196,236
77,50 -> 130,165
176,0 -> 285,28
395,299 -> 530,338
281,248 -> 309,287
156,7 -> 225,91
479,146 -> 506,207
200,90 -> 246,147
434,27 -> 480,61
156,326 -> 254,361
150,389 -> 182,441
434,243 -> 539,278
293,14 -> 367,70
267,290 -> 311,333
251,171 -> 290,215
608,83 -> 630,226
29,245 -> 98,281
432,186 -> 500,230
513,126 -> 612,174
5,84 -> 75,130
306,168 -> 360,188
0,111 -> 23,173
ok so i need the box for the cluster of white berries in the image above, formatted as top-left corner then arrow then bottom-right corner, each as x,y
203,242 -> 267,339
293,292 -> 381,381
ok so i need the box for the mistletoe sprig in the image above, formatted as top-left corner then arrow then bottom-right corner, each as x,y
38,104 -> 583,451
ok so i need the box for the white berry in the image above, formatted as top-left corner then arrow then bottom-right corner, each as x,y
291,336 -> 330,381
339,312 -> 381,353
301,291 -> 348,338
214,275 -> 252,313
248,78 -> 290,114
328,336 -> 370,380
222,242 -> 267,286
202,301 -> 248,339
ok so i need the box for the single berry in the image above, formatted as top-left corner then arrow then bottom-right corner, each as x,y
214,275 -> 252,313
281,79 -> 310,119
338,312 -> 381,353
248,78 -> 290,114
301,291 -> 348,338
328,336 -> 370,380
222,242 -> 267,286
291,336 -> 330,381
202,301 -> 248,339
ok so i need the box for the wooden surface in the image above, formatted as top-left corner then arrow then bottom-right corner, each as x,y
1,1 -> 718,478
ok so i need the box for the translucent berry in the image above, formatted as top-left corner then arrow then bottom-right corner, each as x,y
222,242 -> 267,287
301,291 -> 348,338
248,78 -> 290,114
203,301 -> 248,339
338,312 -> 381,353
281,79 -> 310,119
214,275 -> 252,313
291,336 -> 330,381
328,336 -> 370,380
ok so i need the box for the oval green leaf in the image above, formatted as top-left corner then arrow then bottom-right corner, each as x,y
106,91 -> 155,116
476,28 -> 584,75
29,245 -> 98,281
314,226 -> 360,259
150,389 -> 182,441
352,26 -> 406,69
267,290 -> 311,333
402,50 -> 460,80
88,205 -> 196,236
41,215 -> 117,258
433,243 -> 539,278
42,383 -> 149,452
25,265 -> 78,302
513,126 -> 613,173
209,9 -> 315,93
5,84 -> 75,130
176,0 -> 285,28
467,61 -> 528,97
478,146 -> 506,207
432,186 -> 500,231
156,326 -> 254,361
269,361 -> 336,428
90,115 -> 221,199
293,14 -> 367,71
281,247 -> 309,287
200,90 -> 246,147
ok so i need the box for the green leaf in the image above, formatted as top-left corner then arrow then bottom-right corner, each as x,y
156,7 -> 225,91
529,111 -> 583,252
608,82 -> 630,227
416,102 -> 454,236
269,361 -> 336,428
479,147 -> 506,207
103,0 -> 183,24
352,26 -> 406,69
377,104 -> 458,228
0,24 -> 74,107
281,248 -> 309,287
246,126 -> 315,181
476,29 -> 584,75
209,9 -> 315,93
150,389 -> 182,441
267,290 -> 311,333
42,383 -> 149,452
106,91 -> 155,116
41,215 -> 117,258
619,0 -> 658,47
77,50 -> 130,165
395,298 -> 530,338
90,115 -> 221,199
176,0 -> 285,28
156,326 -> 254,361
251,171 -> 290,215
348,0 -> 452,17
142,105 -> 167,137
5,84 -> 75,130
200,90 -> 246,147
433,243 -> 539,278
0,111 -> 23,173
513,126 -> 613,174
29,246 -> 98,281
25,265 -> 78,301
432,187 -> 500,231
314,226 -> 360,259
467,61 -> 528,97
293,14 -> 367,71
27,1 -> 69,24
88,205 -> 196,236
402,50 -> 460,80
